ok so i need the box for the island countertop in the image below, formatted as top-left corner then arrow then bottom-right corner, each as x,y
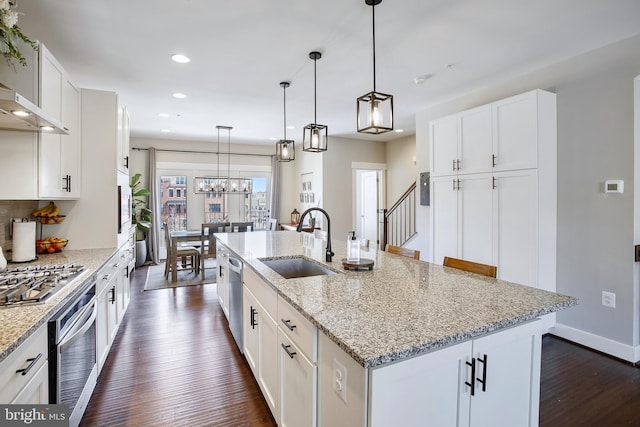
216,230 -> 578,368
0,248 -> 118,363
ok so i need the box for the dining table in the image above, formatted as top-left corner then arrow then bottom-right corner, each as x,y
169,229 -> 203,282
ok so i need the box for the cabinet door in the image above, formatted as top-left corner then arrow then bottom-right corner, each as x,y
12,362 -> 48,404
370,340 -> 472,427
430,114 -> 458,177
459,174 -> 494,266
243,286 -> 260,375
217,260 -> 230,319
494,170 -> 538,287
431,176 -> 459,264
467,323 -> 541,427
259,310 -> 280,422
279,330 -> 317,427
116,105 -> 130,172
59,78 -> 81,198
458,105 -> 493,175
492,91 -> 538,172
40,44 -> 63,120
96,286 -> 110,373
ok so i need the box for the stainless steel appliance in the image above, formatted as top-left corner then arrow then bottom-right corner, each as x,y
228,256 -> 243,352
0,264 -> 86,307
48,276 -> 97,427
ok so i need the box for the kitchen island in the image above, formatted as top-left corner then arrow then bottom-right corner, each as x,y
216,230 -> 577,427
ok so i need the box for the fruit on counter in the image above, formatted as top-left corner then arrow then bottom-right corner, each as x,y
36,237 -> 68,254
32,202 -> 60,218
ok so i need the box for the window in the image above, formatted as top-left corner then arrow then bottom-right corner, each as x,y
169,188 -> 174,198
175,176 -> 186,185
160,175 -> 187,231
177,188 -> 181,198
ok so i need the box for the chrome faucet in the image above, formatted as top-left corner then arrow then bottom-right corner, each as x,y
296,207 -> 334,262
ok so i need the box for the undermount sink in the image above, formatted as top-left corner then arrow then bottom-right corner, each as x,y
259,256 -> 338,279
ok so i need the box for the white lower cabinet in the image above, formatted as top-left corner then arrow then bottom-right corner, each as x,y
0,324 -> 48,404
217,248 -> 230,319
368,321 -> 542,427
279,329 -> 317,427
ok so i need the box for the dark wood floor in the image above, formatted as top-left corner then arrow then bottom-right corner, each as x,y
82,265 -> 640,426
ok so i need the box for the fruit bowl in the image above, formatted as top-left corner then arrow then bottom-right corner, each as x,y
34,215 -> 66,225
36,238 -> 68,254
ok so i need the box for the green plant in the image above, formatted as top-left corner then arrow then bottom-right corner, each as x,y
130,173 -> 152,240
0,1 -> 38,66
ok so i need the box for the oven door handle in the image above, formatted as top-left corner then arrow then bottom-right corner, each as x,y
59,300 -> 97,354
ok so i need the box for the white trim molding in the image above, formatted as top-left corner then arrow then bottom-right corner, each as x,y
551,323 -> 640,363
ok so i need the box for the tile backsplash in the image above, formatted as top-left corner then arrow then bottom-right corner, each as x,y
0,200 -> 38,250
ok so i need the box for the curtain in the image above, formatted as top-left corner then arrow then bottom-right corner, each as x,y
147,147 -> 160,265
269,155 -> 280,224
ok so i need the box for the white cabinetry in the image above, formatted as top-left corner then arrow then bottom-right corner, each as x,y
430,89 -> 556,290
242,266 -> 320,426
96,243 -> 133,374
39,44 -> 81,199
243,267 -> 279,422
0,324 -> 48,404
368,321 -> 542,427
116,105 -> 130,173
217,245 -> 230,319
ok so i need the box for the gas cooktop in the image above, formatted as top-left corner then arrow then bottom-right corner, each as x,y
0,264 -> 86,307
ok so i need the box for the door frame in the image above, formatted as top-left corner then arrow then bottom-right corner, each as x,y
352,162 -> 386,249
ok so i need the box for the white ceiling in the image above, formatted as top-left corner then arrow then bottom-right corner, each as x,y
15,0 -> 640,146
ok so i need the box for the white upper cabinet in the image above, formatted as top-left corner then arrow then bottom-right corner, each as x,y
116,105 -> 130,173
431,114 -> 458,177
39,44 -> 81,199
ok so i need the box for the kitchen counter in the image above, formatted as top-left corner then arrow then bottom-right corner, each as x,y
216,230 -> 578,368
0,248 -> 118,363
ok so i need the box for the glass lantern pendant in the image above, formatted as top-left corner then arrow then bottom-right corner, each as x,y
357,0 -> 394,134
303,51 -> 328,152
276,81 -> 295,162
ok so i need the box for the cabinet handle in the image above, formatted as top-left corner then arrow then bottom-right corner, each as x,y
15,353 -> 42,376
124,156 -> 129,169
250,306 -> 258,329
62,174 -> 71,192
476,354 -> 488,392
280,318 -> 297,331
456,159 -> 461,170
492,154 -> 497,168
219,265 -> 223,277
465,357 -> 476,396
110,286 -> 116,304
492,176 -> 497,189
281,344 -> 296,359
452,159 -> 456,172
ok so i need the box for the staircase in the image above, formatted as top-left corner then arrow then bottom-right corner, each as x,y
379,181 -> 416,250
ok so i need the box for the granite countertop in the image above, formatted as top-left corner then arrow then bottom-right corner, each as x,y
216,230 -> 578,368
0,248 -> 118,363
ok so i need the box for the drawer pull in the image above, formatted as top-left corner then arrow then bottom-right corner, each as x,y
16,353 -> 42,376
465,358 -> 476,396
280,318 -> 296,331
281,344 -> 296,359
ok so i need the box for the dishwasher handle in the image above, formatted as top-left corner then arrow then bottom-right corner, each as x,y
228,257 -> 242,273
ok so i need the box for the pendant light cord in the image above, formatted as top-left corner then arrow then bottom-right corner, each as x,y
283,84 -> 287,140
313,57 -> 317,125
372,2 -> 377,92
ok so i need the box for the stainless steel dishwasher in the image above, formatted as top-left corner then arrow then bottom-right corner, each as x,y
227,256 -> 243,353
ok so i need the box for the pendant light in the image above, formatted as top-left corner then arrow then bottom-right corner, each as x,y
303,51 -> 328,152
357,0 -> 394,134
276,81 -> 295,162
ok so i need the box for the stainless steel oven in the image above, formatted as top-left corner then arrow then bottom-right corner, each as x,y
48,276 -> 98,427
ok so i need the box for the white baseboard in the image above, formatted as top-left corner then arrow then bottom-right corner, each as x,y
550,323 -> 640,363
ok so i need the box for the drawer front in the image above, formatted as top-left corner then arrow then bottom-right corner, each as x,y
0,325 -> 48,403
278,295 -> 317,362
96,253 -> 120,294
244,267 -> 277,319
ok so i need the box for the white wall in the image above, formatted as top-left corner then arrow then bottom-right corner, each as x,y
385,134 -> 416,207
415,33 -> 640,361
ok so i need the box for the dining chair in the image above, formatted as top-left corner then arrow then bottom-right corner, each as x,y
385,244 -> 420,260
200,222 -> 230,280
442,256 -> 497,278
268,218 -> 278,231
231,221 -> 254,232
163,223 -> 200,279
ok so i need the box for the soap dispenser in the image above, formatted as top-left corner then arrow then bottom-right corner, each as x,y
347,231 -> 360,263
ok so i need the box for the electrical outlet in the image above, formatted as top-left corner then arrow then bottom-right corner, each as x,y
602,291 -> 616,308
333,358 -> 347,404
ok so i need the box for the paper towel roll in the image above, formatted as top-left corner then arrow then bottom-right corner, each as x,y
12,221 -> 36,262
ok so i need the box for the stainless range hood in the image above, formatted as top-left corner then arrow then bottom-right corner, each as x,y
0,85 -> 69,134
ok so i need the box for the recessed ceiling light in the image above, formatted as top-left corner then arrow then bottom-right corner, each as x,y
269,137 -> 277,141
159,113 -> 170,118
395,129 -> 404,133
287,125 -> 295,130
171,54 -> 191,64
172,92 -> 187,99
161,129 -> 171,133
413,74 -> 433,85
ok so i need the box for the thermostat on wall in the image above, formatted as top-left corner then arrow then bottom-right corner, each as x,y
605,180 -> 624,194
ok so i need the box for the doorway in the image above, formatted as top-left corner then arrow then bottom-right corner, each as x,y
354,164 -> 386,250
